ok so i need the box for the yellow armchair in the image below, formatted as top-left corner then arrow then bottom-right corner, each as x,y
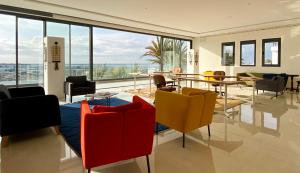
155,87 -> 217,147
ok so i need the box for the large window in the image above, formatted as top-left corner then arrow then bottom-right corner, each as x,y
262,38 -> 281,67
240,40 -> 256,66
163,38 -> 190,72
0,14 -> 16,85
70,25 -> 90,78
18,18 -> 44,85
93,27 -> 159,80
0,12 -> 192,86
221,42 -> 235,66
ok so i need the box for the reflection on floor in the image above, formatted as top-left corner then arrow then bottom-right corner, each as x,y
1,85 -> 300,173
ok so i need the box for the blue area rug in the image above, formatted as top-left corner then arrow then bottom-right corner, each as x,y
59,97 -> 168,156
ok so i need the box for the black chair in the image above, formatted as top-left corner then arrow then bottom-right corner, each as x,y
0,85 -> 61,147
256,76 -> 286,98
296,81 -> 300,92
64,76 -> 96,103
153,75 -> 176,92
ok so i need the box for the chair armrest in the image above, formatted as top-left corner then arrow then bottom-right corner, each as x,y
0,95 -> 60,136
80,100 -> 123,168
64,82 -> 73,95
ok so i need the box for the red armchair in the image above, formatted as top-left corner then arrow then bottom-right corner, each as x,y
80,96 -> 155,173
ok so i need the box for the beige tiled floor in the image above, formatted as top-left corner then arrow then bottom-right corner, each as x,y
1,85 -> 300,173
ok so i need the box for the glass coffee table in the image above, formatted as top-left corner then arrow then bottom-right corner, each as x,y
85,92 -> 117,106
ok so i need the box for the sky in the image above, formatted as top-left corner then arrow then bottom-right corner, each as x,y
0,14 -> 158,64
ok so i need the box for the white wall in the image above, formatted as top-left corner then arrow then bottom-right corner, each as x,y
193,25 -> 300,87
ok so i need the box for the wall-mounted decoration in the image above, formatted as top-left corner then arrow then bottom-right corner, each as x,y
221,42 -> 235,66
187,49 -> 199,66
51,41 -> 61,70
188,49 -> 194,65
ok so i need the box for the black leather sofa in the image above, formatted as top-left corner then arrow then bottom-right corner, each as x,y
0,85 -> 61,146
256,75 -> 286,97
64,76 -> 96,103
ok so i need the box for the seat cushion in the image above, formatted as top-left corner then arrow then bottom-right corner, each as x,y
92,102 -> 142,113
0,85 -> 11,100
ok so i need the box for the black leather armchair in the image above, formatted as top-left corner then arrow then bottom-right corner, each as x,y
255,76 -> 285,97
0,86 -> 61,146
64,76 -> 96,103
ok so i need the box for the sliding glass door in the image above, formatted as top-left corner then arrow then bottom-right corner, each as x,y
70,25 -> 90,79
0,14 -> 16,86
162,37 -> 190,72
18,18 -> 44,85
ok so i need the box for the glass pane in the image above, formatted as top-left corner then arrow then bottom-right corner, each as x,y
70,25 -> 90,79
264,41 -> 279,65
241,43 -> 255,66
47,22 -> 70,77
93,27 -> 158,80
163,39 -> 189,72
18,18 -> 43,85
0,14 -> 16,86
222,44 -> 234,66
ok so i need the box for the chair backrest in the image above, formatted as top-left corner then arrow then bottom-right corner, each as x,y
155,88 -> 217,133
66,76 -> 87,86
153,75 -> 166,88
80,96 -> 155,169
203,71 -> 214,81
213,71 -> 225,81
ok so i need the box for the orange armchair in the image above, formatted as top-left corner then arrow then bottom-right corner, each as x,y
80,96 -> 155,173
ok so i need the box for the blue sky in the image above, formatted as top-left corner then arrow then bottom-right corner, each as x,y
0,14 -> 157,64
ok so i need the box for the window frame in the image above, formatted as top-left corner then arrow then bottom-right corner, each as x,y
262,38 -> 281,67
221,42 -> 235,66
240,40 -> 256,67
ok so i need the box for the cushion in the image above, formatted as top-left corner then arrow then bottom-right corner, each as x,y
92,102 -> 142,113
0,85 -> 11,100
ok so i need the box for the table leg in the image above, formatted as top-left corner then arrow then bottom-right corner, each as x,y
134,76 -> 136,90
219,79 -> 222,96
291,76 -> 294,91
224,84 -> 228,115
177,79 -> 181,93
149,75 -> 152,96
252,81 -> 256,104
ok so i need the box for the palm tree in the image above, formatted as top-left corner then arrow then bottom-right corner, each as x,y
142,37 -> 170,72
174,40 -> 187,67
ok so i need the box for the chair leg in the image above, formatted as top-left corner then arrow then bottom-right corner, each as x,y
70,96 -> 72,103
257,89 -> 258,94
146,155 -> 151,173
1,136 -> 9,147
208,124 -> 211,137
53,126 -> 60,135
87,168 -> 91,173
182,133 -> 185,148
276,92 -> 278,98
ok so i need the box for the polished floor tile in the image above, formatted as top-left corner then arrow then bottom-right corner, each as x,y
1,86 -> 300,173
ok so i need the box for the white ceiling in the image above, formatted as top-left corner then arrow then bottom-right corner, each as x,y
3,0 -> 300,37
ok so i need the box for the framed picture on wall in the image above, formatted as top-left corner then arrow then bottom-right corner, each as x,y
221,42 -> 235,66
